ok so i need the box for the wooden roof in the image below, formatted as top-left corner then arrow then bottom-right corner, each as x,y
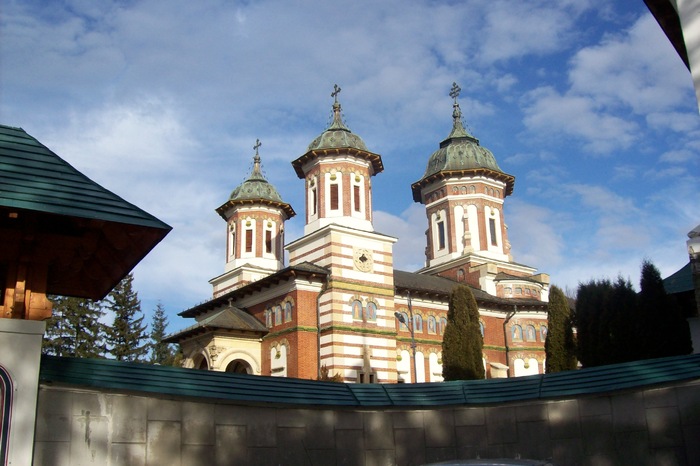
0,124 -> 171,299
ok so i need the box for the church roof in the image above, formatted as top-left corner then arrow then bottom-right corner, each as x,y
394,270 -> 545,310
216,142 -> 295,219
163,307 -> 268,343
291,85 -> 383,178
411,83 -> 515,202
179,262 -> 329,319
0,124 -> 171,299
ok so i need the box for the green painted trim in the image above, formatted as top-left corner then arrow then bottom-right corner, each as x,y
263,326 -> 318,339
321,325 -> 398,337
395,336 -> 442,346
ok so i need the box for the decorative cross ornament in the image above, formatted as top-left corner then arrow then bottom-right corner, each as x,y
331,84 -> 342,103
253,138 -> 262,155
449,82 -> 461,103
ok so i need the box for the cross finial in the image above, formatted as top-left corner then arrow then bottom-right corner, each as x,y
449,82 -> 461,104
253,138 -> 262,155
331,84 -> 342,103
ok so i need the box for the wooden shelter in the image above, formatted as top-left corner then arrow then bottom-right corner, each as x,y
0,124 -> 171,320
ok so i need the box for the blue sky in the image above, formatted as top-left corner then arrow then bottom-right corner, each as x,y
2,0 -> 698,332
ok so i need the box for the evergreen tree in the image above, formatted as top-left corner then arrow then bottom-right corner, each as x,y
544,286 -> 577,372
574,279 -> 609,368
442,285 -> 484,380
606,276 -> 638,363
638,260 -> 692,358
149,301 -> 176,365
43,296 -> 106,358
105,273 -> 149,362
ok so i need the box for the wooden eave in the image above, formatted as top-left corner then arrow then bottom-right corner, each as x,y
215,197 -> 296,220
411,168 -> 515,203
291,148 -> 384,179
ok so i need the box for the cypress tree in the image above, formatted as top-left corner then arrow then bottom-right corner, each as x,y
149,301 -> 176,365
43,296 -> 106,358
575,280 -> 608,368
638,260 -> 692,358
607,276 -> 637,363
105,273 -> 149,362
544,286 -> 576,372
442,285 -> 484,380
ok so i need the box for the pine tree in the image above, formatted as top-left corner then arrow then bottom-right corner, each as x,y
150,301 -> 176,365
105,273 -> 149,362
43,296 -> 106,358
638,260 -> 692,359
442,285 -> 484,380
544,286 -> 576,373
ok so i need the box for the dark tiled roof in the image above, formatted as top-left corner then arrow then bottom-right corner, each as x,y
394,270 -> 544,309
164,307 -> 268,343
180,262 -> 329,318
664,262 -> 693,294
39,353 -> 700,407
0,125 -> 171,229
0,124 -> 171,299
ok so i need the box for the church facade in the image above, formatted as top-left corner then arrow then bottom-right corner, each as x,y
166,84 -> 550,383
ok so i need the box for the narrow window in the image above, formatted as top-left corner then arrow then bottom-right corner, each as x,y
265,230 -> 272,254
366,302 -> 377,321
479,322 -> 485,337
439,317 -> 447,335
428,316 -> 437,334
526,325 -> 536,342
437,221 -> 446,250
245,229 -> 253,253
311,187 -> 317,215
512,325 -> 523,341
274,305 -> 282,325
489,218 -> 498,246
353,185 -> 361,212
330,184 -> 339,210
265,308 -> 272,328
352,300 -> 363,320
540,325 -> 548,341
413,315 -> 423,333
284,301 -> 293,322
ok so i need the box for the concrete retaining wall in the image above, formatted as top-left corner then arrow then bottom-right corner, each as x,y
32,378 -> 700,466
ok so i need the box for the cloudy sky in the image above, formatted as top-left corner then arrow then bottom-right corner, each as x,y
2,0 -> 698,332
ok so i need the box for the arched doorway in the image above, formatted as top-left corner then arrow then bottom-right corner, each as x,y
193,354 -> 209,370
225,359 -> 252,374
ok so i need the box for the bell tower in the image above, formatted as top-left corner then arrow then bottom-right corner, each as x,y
210,140 -> 295,297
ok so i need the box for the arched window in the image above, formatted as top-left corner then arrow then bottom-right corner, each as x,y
525,325 -> 536,342
439,317 -> 447,335
479,321 -> 485,338
352,300 -> 363,320
457,269 -> 465,282
284,301 -> 293,322
512,325 -> 523,341
265,308 -> 272,328
427,316 -> 437,334
540,325 -> 548,341
413,315 -> 423,333
274,305 -> 282,325
399,312 -> 410,331
366,302 -> 377,321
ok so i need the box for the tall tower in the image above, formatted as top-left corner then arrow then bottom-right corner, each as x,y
412,83 -> 548,300
210,140 -> 295,297
287,86 -> 398,383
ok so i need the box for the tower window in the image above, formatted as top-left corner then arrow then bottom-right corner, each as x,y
265,230 -> 272,254
489,218 -> 498,246
437,221 -> 446,250
330,183 -> 339,210
353,185 -> 361,212
245,229 -> 253,253
311,187 -> 317,215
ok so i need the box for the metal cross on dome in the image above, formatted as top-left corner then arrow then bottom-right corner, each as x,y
331,84 -> 342,103
253,138 -> 262,155
450,82 -> 461,103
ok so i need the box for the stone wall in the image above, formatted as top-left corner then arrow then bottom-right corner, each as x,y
33,378 -> 700,466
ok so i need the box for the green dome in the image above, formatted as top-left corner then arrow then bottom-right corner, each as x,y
421,101 -> 504,179
307,100 -> 368,152
411,83 -> 514,202
229,154 -> 285,204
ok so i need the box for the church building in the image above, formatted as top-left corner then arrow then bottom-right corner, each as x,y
166,84 -> 550,383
